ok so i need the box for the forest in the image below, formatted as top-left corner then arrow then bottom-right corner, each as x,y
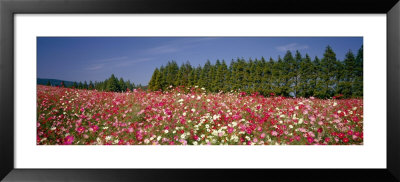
148,45 -> 363,98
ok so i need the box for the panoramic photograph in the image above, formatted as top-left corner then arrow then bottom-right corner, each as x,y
37,37 -> 363,145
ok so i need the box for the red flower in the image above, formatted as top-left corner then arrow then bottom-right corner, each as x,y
347,130 -> 353,135
317,128 -> 323,133
343,138 -> 349,143
338,133 -> 345,139
325,137 -> 330,143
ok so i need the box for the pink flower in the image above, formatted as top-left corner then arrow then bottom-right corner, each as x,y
271,131 -> 278,136
260,133 -> 266,139
307,137 -> 314,144
63,135 -> 74,145
91,125 -> 99,132
227,127 -> 234,134
76,126 -> 85,134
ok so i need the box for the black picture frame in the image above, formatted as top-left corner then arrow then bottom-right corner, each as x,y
1,0 -> 399,181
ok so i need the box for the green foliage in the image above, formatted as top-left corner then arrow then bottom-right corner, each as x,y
148,45 -> 363,98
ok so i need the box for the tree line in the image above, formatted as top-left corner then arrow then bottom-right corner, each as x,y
148,45 -> 363,98
47,74 -> 146,92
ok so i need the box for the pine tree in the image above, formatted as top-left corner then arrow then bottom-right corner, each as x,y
106,74 -> 120,92
293,51 -> 302,97
272,56 -> 284,95
299,54 -> 314,97
149,68 -> 161,91
89,81 -> 94,90
119,78 -> 126,92
353,45 -> 363,97
83,81 -> 88,89
282,51 -> 294,97
337,50 -> 356,97
46,81 -> 51,86
320,46 -> 338,98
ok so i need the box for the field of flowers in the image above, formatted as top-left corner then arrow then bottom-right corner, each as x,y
37,85 -> 363,145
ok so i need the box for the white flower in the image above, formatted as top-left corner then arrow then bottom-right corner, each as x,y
105,136 -> 112,141
205,124 -> 210,129
144,139 -> 150,144
197,96 -> 201,100
232,122 -> 238,127
299,118 -> 303,124
51,127 -> 56,131
193,141 -> 198,145
201,87 -> 205,90
157,136 -> 161,141
183,112 -> 187,116
333,102 -> 338,107
180,134 -> 186,139
191,108 -> 196,112
178,99 -> 184,102
289,125 -> 293,129
164,130 -> 169,134
352,107 -> 357,111
212,130 -> 218,136
207,99 -> 211,102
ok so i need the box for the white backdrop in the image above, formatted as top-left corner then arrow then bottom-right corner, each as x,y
15,14 -> 386,168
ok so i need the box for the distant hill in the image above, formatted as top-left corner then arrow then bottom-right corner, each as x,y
37,78 -> 74,87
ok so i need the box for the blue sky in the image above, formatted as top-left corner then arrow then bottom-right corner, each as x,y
37,37 -> 363,85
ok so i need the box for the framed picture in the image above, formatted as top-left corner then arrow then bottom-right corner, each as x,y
1,0 -> 399,181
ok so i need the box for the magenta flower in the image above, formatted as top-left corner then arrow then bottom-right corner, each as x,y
63,135 -> 74,145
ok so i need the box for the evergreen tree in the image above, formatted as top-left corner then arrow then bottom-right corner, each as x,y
106,74 -> 120,92
293,51 -> 302,97
337,50 -> 356,97
89,81 -> 94,90
119,78 -> 126,92
149,68 -> 161,91
83,81 -> 88,89
46,81 -> 51,86
353,45 -> 363,97
319,46 -> 338,98
299,54 -> 314,97
282,51 -> 294,97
